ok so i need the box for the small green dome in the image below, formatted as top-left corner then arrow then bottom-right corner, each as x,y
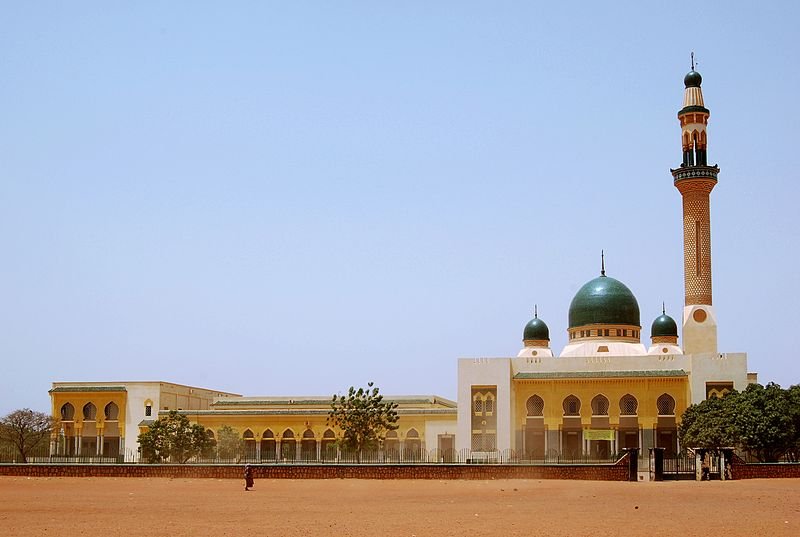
651,313 -> 678,338
684,70 -> 702,88
523,316 -> 550,341
568,275 -> 640,328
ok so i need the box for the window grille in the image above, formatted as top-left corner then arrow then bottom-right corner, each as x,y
591,395 -> 610,416
620,394 -> 638,416
563,396 -> 581,416
657,393 -> 676,416
526,395 -> 544,416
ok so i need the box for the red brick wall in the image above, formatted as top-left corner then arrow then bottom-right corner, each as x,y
0,460 -> 629,481
732,462 -> 800,480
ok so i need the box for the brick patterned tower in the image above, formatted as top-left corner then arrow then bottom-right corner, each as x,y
671,62 -> 718,355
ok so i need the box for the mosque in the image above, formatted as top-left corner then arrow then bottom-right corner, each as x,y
48,66 -> 754,461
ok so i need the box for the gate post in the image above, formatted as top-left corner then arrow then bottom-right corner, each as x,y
623,447 -> 639,482
650,447 -> 665,481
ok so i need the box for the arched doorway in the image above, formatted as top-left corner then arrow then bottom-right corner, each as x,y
301,429 -> 316,461
524,395 -> 545,459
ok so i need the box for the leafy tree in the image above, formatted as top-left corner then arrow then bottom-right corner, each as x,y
216,425 -> 243,461
679,383 -> 800,462
788,385 -> 800,462
0,408 -> 56,463
328,382 -> 399,462
678,391 -> 737,451
730,383 -> 795,462
138,411 -> 213,463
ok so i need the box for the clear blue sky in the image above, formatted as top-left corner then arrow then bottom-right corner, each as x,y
2,2 -> 798,414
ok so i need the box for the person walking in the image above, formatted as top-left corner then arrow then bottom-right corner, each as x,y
244,464 -> 254,491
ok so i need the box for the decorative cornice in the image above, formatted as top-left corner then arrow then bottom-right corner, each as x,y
671,165 -> 719,182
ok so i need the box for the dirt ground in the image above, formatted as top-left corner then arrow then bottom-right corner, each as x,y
1,477 -> 798,537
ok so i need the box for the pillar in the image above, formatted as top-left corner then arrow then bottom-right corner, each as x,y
316,440 -> 321,461
276,440 -> 282,461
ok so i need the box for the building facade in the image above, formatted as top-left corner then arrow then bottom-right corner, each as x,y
48,66 -> 753,462
456,66 -> 754,459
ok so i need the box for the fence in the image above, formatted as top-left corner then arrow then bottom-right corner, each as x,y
2,444 -> 622,466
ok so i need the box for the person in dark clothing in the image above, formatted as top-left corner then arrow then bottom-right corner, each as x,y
244,464 -> 254,491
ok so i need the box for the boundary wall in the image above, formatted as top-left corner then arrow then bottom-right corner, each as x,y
732,461 -> 800,480
0,459 -> 629,481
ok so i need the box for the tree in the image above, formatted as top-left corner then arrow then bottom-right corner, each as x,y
787,385 -> 800,462
679,383 -> 800,462
216,425 -> 243,461
678,392 -> 736,451
731,383 -> 795,462
137,411 -> 214,463
328,382 -> 399,462
0,408 -> 56,463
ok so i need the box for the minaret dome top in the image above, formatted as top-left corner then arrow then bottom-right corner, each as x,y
684,70 -> 702,88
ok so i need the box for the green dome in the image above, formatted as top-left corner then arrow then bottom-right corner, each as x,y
651,313 -> 678,338
568,275 -> 640,328
684,70 -> 702,88
523,316 -> 550,341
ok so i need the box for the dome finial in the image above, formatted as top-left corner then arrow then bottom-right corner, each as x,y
662,301 -> 666,315
534,304 -> 538,318
600,250 -> 606,276
691,51 -> 695,71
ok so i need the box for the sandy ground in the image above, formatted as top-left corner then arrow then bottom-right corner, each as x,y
0,477 -> 798,537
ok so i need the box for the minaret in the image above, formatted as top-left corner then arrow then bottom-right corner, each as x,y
671,57 -> 718,355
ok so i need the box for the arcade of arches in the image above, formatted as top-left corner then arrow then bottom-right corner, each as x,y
512,379 -> 686,459
52,394 -> 126,457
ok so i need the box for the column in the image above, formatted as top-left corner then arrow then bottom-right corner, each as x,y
316,440 -> 321,461
295,440 -> 301,461
276,440 -> 282,461
255,440 -> 261,461
99,433 -> 104,456
119,437 -> 126,461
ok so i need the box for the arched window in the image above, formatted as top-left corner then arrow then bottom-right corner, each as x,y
282,429 -> 294,439
620,394 -> 638,416
657,394 -> 676,416
60,403 -> 75,421
406,428 -> 419,439
206,429 -> 215,441
302,429 -> 315,439
104,402 -> 119,420
323,429 -> 336,439
83,402 -> 97,420
243,429 -> 255,439
144,400 -> 153,417
484,394 -> 494,415
473,395 -> 484,415
591,395 -> 610,416
562,395 -> 581,416
526,395 -> 544,417
262,429 -> 274,439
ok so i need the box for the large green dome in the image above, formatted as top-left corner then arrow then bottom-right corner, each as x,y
651,312 -> 678,337
523,316 -> 550,341
568,275 -> 640,328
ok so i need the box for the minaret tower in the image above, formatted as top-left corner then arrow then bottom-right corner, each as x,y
671,56 -> 719,355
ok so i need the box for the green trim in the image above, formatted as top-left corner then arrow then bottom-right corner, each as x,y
166,408 -> 457,417
513,370 -> 687,380
49,386 -> 127,393
678,105 -> 709,115
212,396 -> 456,408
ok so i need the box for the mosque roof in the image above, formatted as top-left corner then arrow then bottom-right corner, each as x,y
568,274 -> 640,328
